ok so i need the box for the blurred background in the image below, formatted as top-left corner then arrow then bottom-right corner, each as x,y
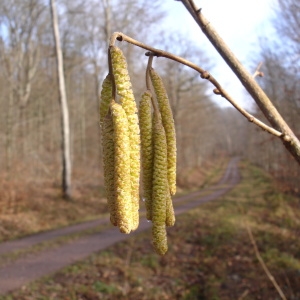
0,0 -> 299,231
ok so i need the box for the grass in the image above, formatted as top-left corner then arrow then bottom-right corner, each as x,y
2,161 -> 300,299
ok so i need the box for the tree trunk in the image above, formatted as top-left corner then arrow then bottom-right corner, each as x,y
50,0 -> 72,199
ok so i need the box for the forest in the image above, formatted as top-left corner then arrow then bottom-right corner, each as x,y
0,0 -> 299,198
0,0 -> 299,299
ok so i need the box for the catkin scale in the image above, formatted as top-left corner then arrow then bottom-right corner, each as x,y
110,46 -> 140,230
151,113 -> 168,226
102,112 -> 117,226
99,74 -> 113,126
139,91 -> 153,220
111,101 -> 132,234
150,68 -> 177,196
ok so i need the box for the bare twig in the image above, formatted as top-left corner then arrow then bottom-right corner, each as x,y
146,54 -> 154,91
180,0 -> 300,165
246,223 -> 287,300
238,289 -> 249,300
146,54 -> 160,114
107,47 -> 116,101
110,32 -> 282,138
253,62 -> 264,79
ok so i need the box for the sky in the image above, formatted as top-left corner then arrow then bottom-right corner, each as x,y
161,0 -> 277,110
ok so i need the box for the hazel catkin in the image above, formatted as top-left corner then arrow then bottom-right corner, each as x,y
165,190 -> 175,227
102,111 -> 117,226
152,224 -> 168,255
99,74 -> 113,126
110,46 -> 140,230
150,68 -> 177,196
139,90 -> 153,221
111,100 -> 132,234
151,113 -> 168,226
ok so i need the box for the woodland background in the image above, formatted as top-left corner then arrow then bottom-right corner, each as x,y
0,0 -> 299,213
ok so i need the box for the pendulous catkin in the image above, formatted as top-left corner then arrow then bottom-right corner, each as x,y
111,100 -> 132,234
102,111 -> 117,226
110,46 -> 140,230
139,90 -> 153,221
152,224 -> 168,255
165,189 -> 175,227
151,113 -> 168,226
150,68 -> 177,196
99,74 -> 113,126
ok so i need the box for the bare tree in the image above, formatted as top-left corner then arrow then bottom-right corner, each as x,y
50,0 -> 72,199
243,0 -> 300,193
178,0 -> 300,166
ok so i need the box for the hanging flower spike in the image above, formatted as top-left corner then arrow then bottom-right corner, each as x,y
110,46 -> 140,231
150,68 -> 177,196
111,100 -> 132,234
152,224 -> 168,255
102,111 -> 117,226
99,74 -> 113,126
151,113 -> 167,226
139,90 -> 153,220
165,188 -> 175,227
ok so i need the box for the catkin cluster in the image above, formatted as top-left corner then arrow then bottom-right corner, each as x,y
99,46 -> 140,234
150,68 -> 177,196
139,74 -> 176,255
100,44 -> 176,255
110,46 -> 140,231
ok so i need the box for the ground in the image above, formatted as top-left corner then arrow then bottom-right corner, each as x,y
2,161 -> 299,299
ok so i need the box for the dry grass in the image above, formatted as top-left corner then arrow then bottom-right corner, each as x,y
0,171 -> 107,242
0,158 -> 226,242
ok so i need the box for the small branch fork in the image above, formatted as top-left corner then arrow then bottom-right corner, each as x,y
246,223 -> 287,300
179,0 -> 300,165
110,32 -> 282,138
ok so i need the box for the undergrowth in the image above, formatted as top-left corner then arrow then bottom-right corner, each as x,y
3,161 -> 300,299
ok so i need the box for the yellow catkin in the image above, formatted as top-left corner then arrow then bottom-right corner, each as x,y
110,46 -> 140,230
150,68 -> 177,196
99,74 -> 113,126
152,224 -> 168,255
139,90 -> 153,221
165,189 -> 175,227
151,113 -> 168,226
111,101 -> 132,234
102,112 -> 117,226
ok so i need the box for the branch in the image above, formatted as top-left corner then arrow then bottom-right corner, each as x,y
246,223 -> 287,300
107,47 -> 116,100
253,62 -> 264,79
146,54 -> 160,114
110,32 -> 282,138
146,54 -> 153,91
180,0 -> 300,165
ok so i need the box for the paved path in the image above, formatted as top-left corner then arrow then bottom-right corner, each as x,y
0,158 -> 240,295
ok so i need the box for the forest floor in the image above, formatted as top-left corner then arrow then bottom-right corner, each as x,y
0,158 -> 226,243
1,159 -> 300,299
0,157 -> 232,296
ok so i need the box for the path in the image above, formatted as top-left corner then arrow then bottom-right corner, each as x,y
0,157 -> 240,295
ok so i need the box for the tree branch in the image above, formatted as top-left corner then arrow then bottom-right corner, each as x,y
110,32 -> 282,138
180,0 -> 300,165
246,223 -> 287,300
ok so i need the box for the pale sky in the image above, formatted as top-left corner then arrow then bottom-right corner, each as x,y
161,0 -> 277,109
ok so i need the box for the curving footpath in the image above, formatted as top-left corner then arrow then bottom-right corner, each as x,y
0,157 -> 240,295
